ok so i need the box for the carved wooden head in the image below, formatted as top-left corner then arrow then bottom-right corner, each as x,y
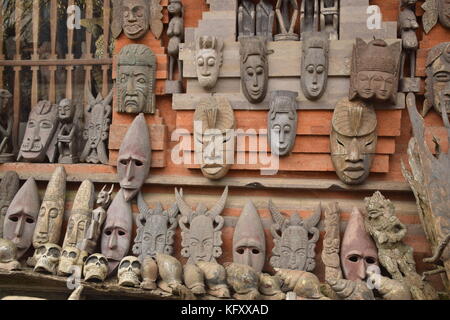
196,36 -> 224,90
0,89 -> 12,114
330,99 -> 377,185
57,99 -> 76,124
0,171 -> 19,239
364,191 -> 395,220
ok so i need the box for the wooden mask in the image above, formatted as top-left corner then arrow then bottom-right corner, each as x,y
233,200 -> 266,273
269,200 -> 321,271
422,0 -> 450,33
3,178 -> 40,259
117,45 -> 156,115
350,38 -> 401,103
196,36 -> 224,90
0,171 -> 20,239
330,99 -> 378,185
117,113 -> 151,202
175,187 -> 227,265
268,90 -> 298,156
240,37 -> 269,103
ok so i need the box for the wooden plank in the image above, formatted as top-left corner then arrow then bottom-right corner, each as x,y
109,150 -> 166,168
108,124 -> 167,150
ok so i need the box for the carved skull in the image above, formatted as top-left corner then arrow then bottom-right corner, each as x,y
34,243 -> 61,275
118,256 -> 141,287
58,247 -> 88,276
84,253 -> 109,282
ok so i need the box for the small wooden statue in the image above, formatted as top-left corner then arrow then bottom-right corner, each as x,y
275,0 -> 299,41
57,99 -> 79,164
0,89 -> 14,163
166,0 -> 184,94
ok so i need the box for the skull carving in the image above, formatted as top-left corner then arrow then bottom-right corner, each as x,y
118,256 -> 141,287
84,253 -> 109,282
58,246 -> 88,276
34,243 -> 62,275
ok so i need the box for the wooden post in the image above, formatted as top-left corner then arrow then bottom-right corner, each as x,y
101,0 -> 111,98
48,0 -> 58,103
13,0 -> 23,154
31,0 -> 40,107
66,0 -> 75,100
0,4 -> 5,88
83,0 -> 93,105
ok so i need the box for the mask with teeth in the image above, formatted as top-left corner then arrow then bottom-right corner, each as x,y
118,256 -> 141,287
84,253 -> 109,282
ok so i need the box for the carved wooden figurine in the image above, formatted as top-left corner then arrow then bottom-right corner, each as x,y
275,0 -> 299,41
330,99 -> 378,185
301,32 -> 329,100
194,97 -> 235,180
0,89 -> 14,163
196,36 -> 224,90
320,0 -> 339,40
257,0 -> 275,41
112,0 -> 163,40
80,90 -> 112,165
117,113 -> 151,202
117,44 -> 156,114
422,42 -> 450,116
422,0 -> 450,33
175,187 -> 227,265
0,171 -> 20,239
240,37 -> 269,103
18,101 -> 59,163
269,200 -> 321,271
0,239 -> 20,271
350,39 -> 402,104
238,0 -> 256,38
268,91 -> 298,156
233,200 -> 266,273
56,99 -> 79,164
166,0 -> 184,94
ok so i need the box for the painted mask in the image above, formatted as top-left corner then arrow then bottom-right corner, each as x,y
240,37 -> 269,103
301,32 -> 329,100
117,113 -> 151,202
330,98 -> 378,185
341,207 -> 378,281
196,36 -> 224,90
268,90 -> 298,156
176,187 -> 227,265
3,178 -> 40,258
117,44 -> 156,114
121,0 -> 149,39
0,171 -> 20,239
233,200 -> 266,272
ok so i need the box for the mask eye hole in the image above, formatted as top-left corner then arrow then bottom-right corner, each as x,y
26,218 -> 35,224
236,248 -> 245,255
104,230 -> 112,236
9,216 -> 18,222
135,160 -> 143,167
348,254 -> 361,263
252,248 -> 260,254
337,139 -> 344,147
118,230 -> 126,236
365,257 -> 377,264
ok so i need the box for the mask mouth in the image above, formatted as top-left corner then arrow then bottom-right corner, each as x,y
343,166 -> 366,180
202,165 -> 224,175
119,271 -> 140,287
124,24 -> 144,36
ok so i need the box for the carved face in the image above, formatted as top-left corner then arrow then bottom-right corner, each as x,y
34,243 -> 61,275
122,0 -> 149,39
242,54 -> 267,103
118,66 -> 150,114
189,215 -> 215,263
302,48 -> 327,99
168,1 -> 182,15
118,256 -> 141,287
426,43 -> 450,115
58,99 -> 75,123
141,215 -> 169,258
279,227 -> 308,270
198,130 -> 234,179
354,71 -> 396,101
197,48 -> 221,89
438,0 -> 450,28
58,246 -> 88,275
64,214 -> 90,248
84,253 -> 108,282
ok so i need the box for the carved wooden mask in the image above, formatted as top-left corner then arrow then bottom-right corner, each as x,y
117,45 -> 156,114
240,37 -> 269,103
422,0 -> 450,33
0,171 -> 20,239
33,167 -> 66,249
233,200 -> 266,272
269,200 -> 321,271
117,113 -> 151,202
175,187 -> 227,265
194,97 -> 235,180
301,32 -> 330,100
330,99 -> 378,185
350,39 -> 401,103
18,101 -> 59,163
133,192 -> 178,261
268,90 -> 298,156
3,178 -> 40,258
101,189 -> 133,275
424,42 -> 450,116
341,207 -> 378,281
196,36 -> 224,90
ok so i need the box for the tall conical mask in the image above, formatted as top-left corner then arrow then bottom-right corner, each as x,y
0,171 -> 20,239
341,207 -> 378,281
117,113 -> 151,202
233,200 -> 266,272
33,167 -> 67,248
3,178 -> 40,258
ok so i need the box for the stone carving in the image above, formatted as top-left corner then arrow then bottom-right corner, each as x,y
330,98 -> 378,185
275,268 -> 329,300
141,257 -> 158,290
156,253 -> 194,298
301,32 -> 329,100
196,261 -> 230,298
240,37 -> 269,103
117,45 -> 156,115
422,42 -> 450,116
341,207 -> 378,281
118,113 -> 151,202
166,0 -> 184,94
256,0 -> 275,41
350,39 -> 402,104
327,278 -> 375,300
268,90 -> 298,156
183,263 -> 206,295
422,0 -> 450,33
80,90 -> 112,165
34,243 -> 62,275
3,178 -> 40,259
196,36 -> 224,90
84,253 -> 109,282
0,171 -> 20,239
133,192 -> 179,260
367,269 -> 412,300
238,0 -> 256,38
56,99 -> 79,164
194,97 -> 235,180
18,101 -> 58,163
233,200 -> 266,272
364,191 -> 439,300
175,187 -> 227,264
275,0 -> 299,41
58,246 -> 88,276
0,89 -> 14,163
0,239 -> 20,271
320,0 -> 339,40
101,189 -> 133,275
259,273 -> 286,300
225,263 -> 261,300
112,0 -> 163,40
269,200 -> 321,271
118,256 -> 141,287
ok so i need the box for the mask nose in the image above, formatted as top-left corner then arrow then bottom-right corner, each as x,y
346,138 -> 363,162
243,249 -> 251,267
125,161 -> 135,181
127,77 -> 137,95
128,11 -> 137,22
108,230 -> 117,249
252,74 -> 259,88
357,261 -> 367,280
14,216 -> 25,237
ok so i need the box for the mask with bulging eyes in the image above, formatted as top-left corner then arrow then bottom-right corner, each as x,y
196,36 -> 224,90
